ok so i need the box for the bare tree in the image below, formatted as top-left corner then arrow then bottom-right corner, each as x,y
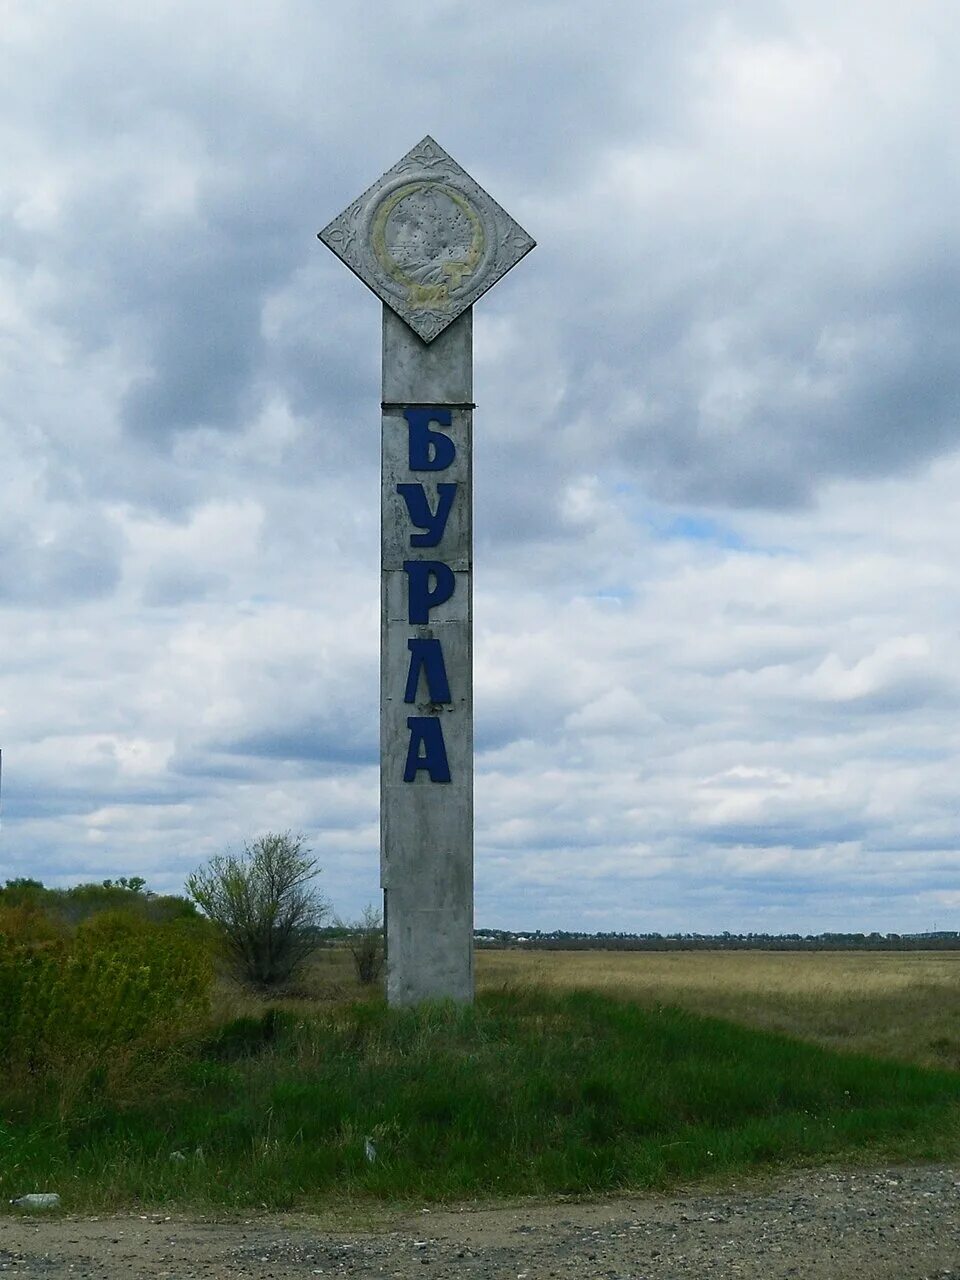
186,832 -> 330,986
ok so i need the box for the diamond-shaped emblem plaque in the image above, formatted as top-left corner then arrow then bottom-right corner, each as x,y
318,136 -> 535,343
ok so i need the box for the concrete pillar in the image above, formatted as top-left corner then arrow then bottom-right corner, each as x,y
380,305 -> 474,1004
318,135 -> 534,1006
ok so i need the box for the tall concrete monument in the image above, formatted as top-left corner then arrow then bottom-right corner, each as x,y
319,137 -> 534,1005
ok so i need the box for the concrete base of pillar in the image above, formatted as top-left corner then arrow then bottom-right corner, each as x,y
385,894 -> 474,1005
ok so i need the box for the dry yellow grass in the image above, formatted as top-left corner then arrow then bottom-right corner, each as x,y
207,944 -> 369,1025
476,948 -> 960,1069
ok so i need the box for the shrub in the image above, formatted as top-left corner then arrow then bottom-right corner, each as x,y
186,831 -> 331,987
0,908 -> 214,1087
0,902 -> 66,948
342,904 -> 386,985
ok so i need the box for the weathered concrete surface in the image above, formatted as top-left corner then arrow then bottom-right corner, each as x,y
381,308 -> 473,1005
382,306 -> 472,404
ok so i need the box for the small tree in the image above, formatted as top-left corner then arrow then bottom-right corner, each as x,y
341,903 -> 385,985
186,832 -> 330,986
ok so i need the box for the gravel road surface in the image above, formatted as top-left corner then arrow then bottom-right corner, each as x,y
2,1163 -> 959,1278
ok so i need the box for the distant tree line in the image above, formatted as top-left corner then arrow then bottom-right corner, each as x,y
473,928 -> 960,952
0,876 -> 200,926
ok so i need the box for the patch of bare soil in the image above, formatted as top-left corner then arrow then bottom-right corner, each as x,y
2,1164 -> 959,1279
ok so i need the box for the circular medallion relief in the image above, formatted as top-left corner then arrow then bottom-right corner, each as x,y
368,179 -> 490,312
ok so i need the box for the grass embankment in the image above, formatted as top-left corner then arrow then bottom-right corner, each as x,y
3,987 -> 960,1212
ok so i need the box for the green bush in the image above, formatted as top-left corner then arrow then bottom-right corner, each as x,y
186,832 -> 330,987
0,909 -> 213,1085
0,902 -> 66,948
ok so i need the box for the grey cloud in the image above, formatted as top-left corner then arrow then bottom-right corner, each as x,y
171,753 -> 269,783
115,203 -> 298,441
824,679 -> 958,717
0,514 -> 122,605
693,821 -> 870,850
543,244 -> 960,512
141,564 -> 227,607
224,726 -> 377,768
1,784 -> 192,823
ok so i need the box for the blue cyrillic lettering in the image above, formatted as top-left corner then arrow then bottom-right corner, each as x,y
404,560 -> 455,623
397,483 -> 457,547
404,637 -> 452,703
404,716 -> 452,783
405,407 -> 456,470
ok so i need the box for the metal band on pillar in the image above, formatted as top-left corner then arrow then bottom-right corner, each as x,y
319,137 -> 535,1005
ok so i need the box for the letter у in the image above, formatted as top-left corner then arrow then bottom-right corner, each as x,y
396,483 -> 457,547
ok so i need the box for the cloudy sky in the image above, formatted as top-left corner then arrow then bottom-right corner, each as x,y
2,1 -> 960,933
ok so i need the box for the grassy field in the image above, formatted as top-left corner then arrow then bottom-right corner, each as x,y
475,949 -> 960,1070
213,946 -> 960,1071
4,946 -> 960,1212
4,986 -> 960,1211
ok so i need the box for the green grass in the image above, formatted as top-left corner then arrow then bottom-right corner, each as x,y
3,987 -> 960,1212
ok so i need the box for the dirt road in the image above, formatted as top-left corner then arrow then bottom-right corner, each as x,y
3,1163 -> 959,1278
